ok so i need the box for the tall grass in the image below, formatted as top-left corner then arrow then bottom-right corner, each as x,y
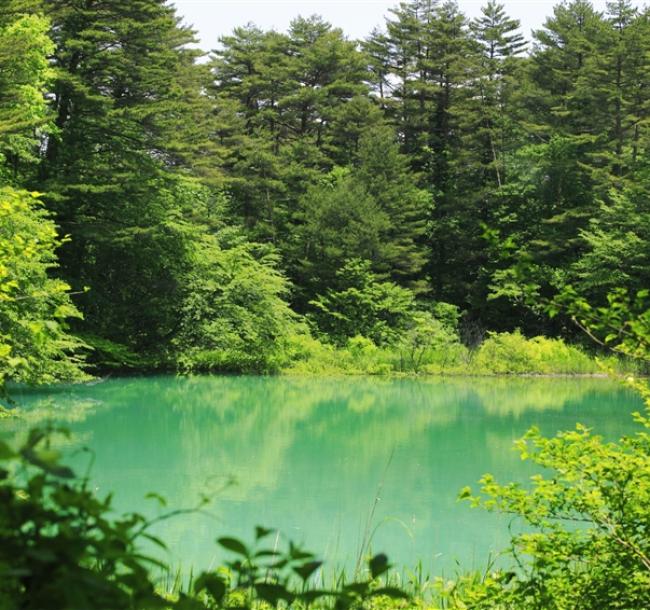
282,330 -> 631,377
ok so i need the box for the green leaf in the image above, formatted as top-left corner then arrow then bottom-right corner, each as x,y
343,582 -> 369,595
254,583 -> 294,605
289,542 -> 314,560
368,553 -> 390,579
253,549 -> 280,558
194,573 -> 227,602
293,560 -> 322,581
255,526 -> 274,540
217,537 -> 249,556
145,492 -> 167,507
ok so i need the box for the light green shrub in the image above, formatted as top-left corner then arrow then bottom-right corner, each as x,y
473,330 -> 598,375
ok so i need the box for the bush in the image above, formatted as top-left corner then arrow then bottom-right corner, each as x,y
174,236 -> 301,374
0,187 -> 87,399
472,330 -> 597,375
309,259 -> 416,347
446,293 -> 650,609
396,311 -> 463,374
457,415 -> 650,609
282,326 -> 607,377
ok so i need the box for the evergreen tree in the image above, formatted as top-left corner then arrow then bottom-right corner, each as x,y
352,125 -> 430,286
445,2 -> 528,323
466,0 -> 526,190
591,0 -> 649,189
488,0 -> 650,329
33,0 -> 218,351
290,124 -> 430,305
573,183 -> 650,299
210,18 -> 372,241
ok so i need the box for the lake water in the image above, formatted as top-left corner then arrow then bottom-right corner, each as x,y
3,375 -> 644,577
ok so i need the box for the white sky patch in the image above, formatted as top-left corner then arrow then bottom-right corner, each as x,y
172,0 -> 648,51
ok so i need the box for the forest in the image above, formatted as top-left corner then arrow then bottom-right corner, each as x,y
1,0 -> 650,609
2,0 -> 650,382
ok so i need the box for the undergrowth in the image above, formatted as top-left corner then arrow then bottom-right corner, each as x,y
283,330 -> 638,377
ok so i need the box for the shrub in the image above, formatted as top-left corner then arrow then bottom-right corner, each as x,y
309,259 -> 416,347
396,311 -> 462,374
458,415 -> 650,609
0,187 -> 87,400
174,236 -> 301,374
473,330 -> 597,375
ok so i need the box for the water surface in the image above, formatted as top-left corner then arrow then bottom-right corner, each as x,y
4,375 -> 643,575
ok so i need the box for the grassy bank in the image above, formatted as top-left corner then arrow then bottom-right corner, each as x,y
282,330 -> 641,377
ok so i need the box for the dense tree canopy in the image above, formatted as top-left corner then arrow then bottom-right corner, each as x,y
0,0 -> 649,377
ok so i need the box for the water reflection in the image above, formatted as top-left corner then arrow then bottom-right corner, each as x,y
3,375 -> 643,574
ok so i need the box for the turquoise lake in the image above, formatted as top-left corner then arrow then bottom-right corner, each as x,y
3,375 -> 644,577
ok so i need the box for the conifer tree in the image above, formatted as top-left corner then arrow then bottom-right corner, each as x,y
35,0 -> 219,351
210,17 -> 372,242
465,1 -> 526,190
491,0 -> 650,322
591,0 -> 649,189
290,124 -> 430,305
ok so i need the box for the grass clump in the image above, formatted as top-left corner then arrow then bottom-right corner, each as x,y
282,329 -> 613,377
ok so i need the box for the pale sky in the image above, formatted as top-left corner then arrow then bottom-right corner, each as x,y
172,0 -> 647,50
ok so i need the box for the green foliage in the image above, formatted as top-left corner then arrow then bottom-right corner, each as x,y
2,0 -> 649,370
552,286 -> 650,366
282,324 -> 607,378
572,183 -> 650,300
450,269 -> 650,609
472,330 -> 597,375
0,427 -> 171,609
33,0 -> 218,352
0,2 -> 53,176
396,312 -> 461,374
459,418 -> 650,609
0,187 -> 87,394
209,16 -> 372,242
309,260 -> 416,347
174,235 -> 301,374
0,428 -> 409,610
294,169 -> 390,297
290,125 -> 430,304
78,335 -> 153,372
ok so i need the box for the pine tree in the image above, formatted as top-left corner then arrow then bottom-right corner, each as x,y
364,0 -> 442,174
210,17 -> 372,242
352,125 -> 429,286
34,0 -> 219,351
365,2 -> 482,307
497,2 -> 608,294
442,2 -> 528,322
289,124 -> 430,305
589,0 -> 649,190
466,0 -> 527,189
495,1 -> 650,315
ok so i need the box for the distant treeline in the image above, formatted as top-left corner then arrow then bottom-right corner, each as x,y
1,0 -> 649,375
